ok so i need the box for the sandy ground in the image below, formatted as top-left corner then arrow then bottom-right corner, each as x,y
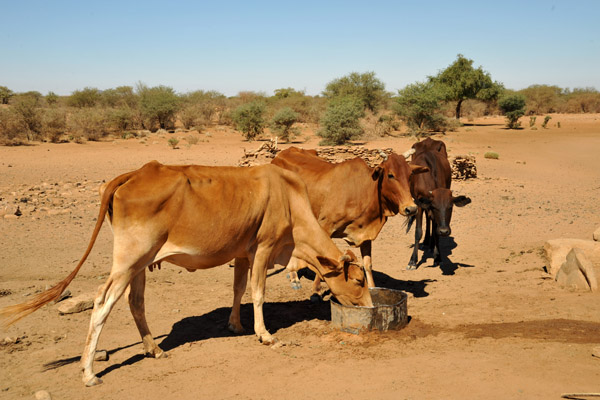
1,114 -> 600,399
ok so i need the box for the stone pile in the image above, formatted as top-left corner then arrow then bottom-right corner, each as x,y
315,146 -> 394,167
451,155 -> 477,180
237,140 -> 280,167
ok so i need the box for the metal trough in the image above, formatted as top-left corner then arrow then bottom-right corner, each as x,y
330,287 -> 408,334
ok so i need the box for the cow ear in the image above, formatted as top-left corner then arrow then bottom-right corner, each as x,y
453,195 -> 471,207
372,166 -> 384,181
415,197 -> 431,209
410,165 -> 429,175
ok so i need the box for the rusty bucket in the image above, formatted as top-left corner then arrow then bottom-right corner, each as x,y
330,287 -> 408,334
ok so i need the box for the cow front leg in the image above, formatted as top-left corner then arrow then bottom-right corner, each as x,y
228,257 -> 249,334
408,209 -> 423,270
360,241 -> 376,287
81,270 -> 133,386
432,231 -> 442,266
249,250 -> 276,345
128,269 -> 164,359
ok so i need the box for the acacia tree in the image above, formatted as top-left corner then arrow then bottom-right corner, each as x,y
323,71 -> 386,113
431,54 -> 503,119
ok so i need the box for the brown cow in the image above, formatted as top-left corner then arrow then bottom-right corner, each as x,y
272,147 -> 428,291
407,138 -> 471,270
1,161 -> 372,386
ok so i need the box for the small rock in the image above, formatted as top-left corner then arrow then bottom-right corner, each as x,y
34,390 -> 51,400
594,227 -> 600,242
593,346 -> 600,358
57,294 -> 94,315
94,350 -> 109,361
3,214 -> 18,220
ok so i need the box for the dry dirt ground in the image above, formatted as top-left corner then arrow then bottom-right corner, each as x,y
1,114 -> 600,399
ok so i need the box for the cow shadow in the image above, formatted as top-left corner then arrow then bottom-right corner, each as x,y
372,270 -> 435,298
294,264 -> 435,298
42,299 -> 331,379
410,236 -> 474,275
93,299 -> 331,379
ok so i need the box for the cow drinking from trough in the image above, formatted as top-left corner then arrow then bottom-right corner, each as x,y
407,138 -> 471,270
272,147 -> 428,292
1,161 -> 372,386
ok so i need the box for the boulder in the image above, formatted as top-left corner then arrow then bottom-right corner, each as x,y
555,248 -> 598,291
543,238 -> 600,278
57,294 -> 94,315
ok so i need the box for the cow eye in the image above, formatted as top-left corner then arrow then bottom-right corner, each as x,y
387,173 -> 395,179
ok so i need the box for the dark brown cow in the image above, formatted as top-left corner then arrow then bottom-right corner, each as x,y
407,138 -> 471,270
272,147 -> 428,291
1,161 -> 372,386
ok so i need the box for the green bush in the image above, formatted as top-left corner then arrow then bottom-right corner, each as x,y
271,107 -> 299,142
101,86 -> 138,109
394,81 -> 448,134
137,84 -> 180,131
323,71 -> 386,113
484,151 -> 499,159
42,108 -> 67,142
498,94 -> 526,129
0,86 -> 14,104
542,115 -> 551,128
108,108 -> 137,132
529,116 -> 537,127
0,107 -> 26,143
45,91 -> 59,106
231,101 -> 266,141
317,97 -> 365,145
68,87 -> 101,108
68,108 -> 110,141
11,94 -> 43,140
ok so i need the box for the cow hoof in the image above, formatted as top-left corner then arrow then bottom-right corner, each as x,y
153,350 -> 167,359
290,281 -> 302,290
228,323 -> 245,335
85,376 -> 103,387
259,335 -> 277,346
309,293 -> 322,303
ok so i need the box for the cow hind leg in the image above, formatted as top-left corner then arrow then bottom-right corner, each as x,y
81,269 -> 136,386
128,269 -> 165,359
285,257 -> 302,290
228,257 -> 249,334
249,248 -> 276,345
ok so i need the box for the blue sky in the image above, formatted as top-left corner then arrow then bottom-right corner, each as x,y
1,0 -> 599,96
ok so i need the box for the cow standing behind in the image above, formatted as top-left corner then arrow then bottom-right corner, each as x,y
407,138 -> 471,270
1,161 -> 372,386
273,147 -> 428,292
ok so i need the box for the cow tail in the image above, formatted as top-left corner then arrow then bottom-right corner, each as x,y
0,171 -> 135,326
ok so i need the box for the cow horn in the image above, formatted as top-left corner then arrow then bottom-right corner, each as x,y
379,150 -> 388,161
402,148 -> 415,159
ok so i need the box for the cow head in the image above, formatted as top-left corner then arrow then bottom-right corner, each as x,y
372,153 -> 429,217
415,189 -> 471,236
317,250 -> 373,307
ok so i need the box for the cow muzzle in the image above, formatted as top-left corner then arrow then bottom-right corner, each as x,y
437,226 -> 451,236
403,205 -> 418,216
